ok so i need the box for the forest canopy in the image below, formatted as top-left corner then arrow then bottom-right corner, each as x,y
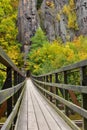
28,28 -> 87,75
0,0 -> 23,67
0,0 -> 23,88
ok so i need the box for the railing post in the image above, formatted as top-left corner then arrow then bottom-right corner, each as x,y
80,67 -> 87,130
64,71 -> 69,116
50,74 -> 52,102
14,71 -> 18,105
13,71 -> 18,126
7,67 -> 12,117
55,73 -> 59,107
43,76 -> 45,96
46,75 -> 49,98
18,73 -> 20,84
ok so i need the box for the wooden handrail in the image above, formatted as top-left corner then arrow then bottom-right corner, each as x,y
0,47 -> 25,77
0,82 -> 25,105
0,47 -> 26,129
32,59 -> 87,130
32,59 -> 87,78
32,78 -> 87,94
1,85 -> 26,130
33,82 -> 87,119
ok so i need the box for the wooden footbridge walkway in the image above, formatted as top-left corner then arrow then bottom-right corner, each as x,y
0,47 -> 87,130
15,79 -> 72,130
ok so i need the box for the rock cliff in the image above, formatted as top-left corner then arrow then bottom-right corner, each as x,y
17,0 -> 39,64
17,0 -> 87,62
17,0 -> 39,51
39,0 -> 87,42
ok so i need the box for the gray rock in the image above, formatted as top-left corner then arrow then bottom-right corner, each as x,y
18,0 -> 87,49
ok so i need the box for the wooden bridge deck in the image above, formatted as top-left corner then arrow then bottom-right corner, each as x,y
15,79 -> 72,130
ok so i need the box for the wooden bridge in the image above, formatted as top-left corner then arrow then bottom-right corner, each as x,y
0,47 -> 87,130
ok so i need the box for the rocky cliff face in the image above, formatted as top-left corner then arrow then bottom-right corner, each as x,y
39,0 -> 87,42
17,0 -> 87,62
17,0 -> 39,50
76,0 -> 87,35
17,0 -> 39,64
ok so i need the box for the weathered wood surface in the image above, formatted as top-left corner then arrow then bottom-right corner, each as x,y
33,78 -> 87,93
1,85 -> 25,130
0,47 -> 24,76
0,82 -> 24,105
34,81 -> 87,120
15,79 -> 72,130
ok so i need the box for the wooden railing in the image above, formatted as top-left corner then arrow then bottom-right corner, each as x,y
0,47 -> 25,130
32,60 -> 87,130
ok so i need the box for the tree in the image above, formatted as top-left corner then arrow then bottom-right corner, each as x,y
0,0 -> 23,87
0,0 -> 23,67
30,27 -> 48,50
28,36 -> 87,75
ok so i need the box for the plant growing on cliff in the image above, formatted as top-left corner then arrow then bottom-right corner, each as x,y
63,0 -> 78,30
46,1 -> 54,9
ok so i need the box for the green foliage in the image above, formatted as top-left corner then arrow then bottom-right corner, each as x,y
28,35 -> 87,75
0,0 -> 23,88
30,27 -> 48,50
0,64 -> 6,89
63,0 -> 78,30
0,0 -> 23,67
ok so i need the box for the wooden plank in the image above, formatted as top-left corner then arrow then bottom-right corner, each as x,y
32,86 -> 67,130
15,79 -> 80,130
40,91 -> 80,130
6,67 -> 12,117
15,87 -> 27,130
33,78 -> 87,94
1,85 -> 25,130
34,82 -> 87,119
15,79 -> 38,130
32,82 -> 80,130
33,84 -> 73,130
33,78 -> 81,106
0,82 -> 24,105
27,80 -> 38,130
29,79 -> 73,130
80,67 -> 87,130
28,80 -> 50,130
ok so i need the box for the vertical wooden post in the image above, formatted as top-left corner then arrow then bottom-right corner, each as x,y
43,76 -> 45,96
19,74 -> 21,83
14,71 -> 18,105
80,67 -> 87,130
42,76 -> 44,94
44,76 -> 46,97
14,71 -> 18,125
17,74 -> 20,84
18,73 -> 21,96
51,74 -> 56,104
55,73 -> 59,107
14,71 -> 18,85
50,74 -> 52,102
64,71 -> 69,116
46,75 -> 49,98
7,67 -> 12,117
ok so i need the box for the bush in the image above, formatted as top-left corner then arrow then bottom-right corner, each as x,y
28,35 -> 87,75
